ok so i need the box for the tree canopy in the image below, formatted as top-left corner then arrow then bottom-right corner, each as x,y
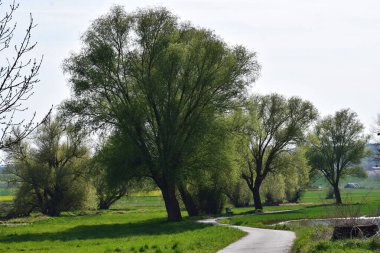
62,6 -> 260,221
307,109 -> 368,204
6,116 -> 90,216
235,94 -> 318,210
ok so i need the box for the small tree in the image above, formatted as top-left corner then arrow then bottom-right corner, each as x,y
224,180 -> 251,207
283,147 -> 311,202
236,94 -> 317,210
372,114 -> 380,167
178,116 -> 236,215
91,133 -> 142,210
0,0 -> 48,150
6,116 -> 90,216
307,109 -> 368,204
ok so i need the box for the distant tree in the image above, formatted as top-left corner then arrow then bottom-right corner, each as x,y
91,132 -> 143,210
283,147 -> 311,202
236,94 -> 318,210
62,6 -> 259,221
372,114 -> 380,167
0,0 -> 48,150
6,116 -> 90,216
261,148 -> 311,204
224,180 -> 251,207
307,109 -> 368,204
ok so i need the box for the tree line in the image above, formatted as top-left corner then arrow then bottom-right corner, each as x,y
0,3 -> 372,221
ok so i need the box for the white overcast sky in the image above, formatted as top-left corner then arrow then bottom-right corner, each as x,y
5,0 -> 380,133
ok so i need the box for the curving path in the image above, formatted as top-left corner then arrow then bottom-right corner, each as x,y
199,217 -> 296,253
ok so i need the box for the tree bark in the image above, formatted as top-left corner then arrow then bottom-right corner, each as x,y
253,181 -> 263,210
98,201 -> 112,210
178,184 -> 199,217
160,180 -> 182,221
333,184 -> 342,204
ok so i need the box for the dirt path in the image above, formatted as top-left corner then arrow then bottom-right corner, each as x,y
199,217 -> 296,253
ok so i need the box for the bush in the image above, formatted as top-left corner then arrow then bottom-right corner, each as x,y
193,185 -> 225,215
262,174 -> 286,204
224,180 -> 251,207
6,116 -> 91,217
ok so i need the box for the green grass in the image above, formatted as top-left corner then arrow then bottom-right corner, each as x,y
221,202 -> 380,227
292,226 -> 380,253
0,188 -> 15,196
1,187 -> 380,253
221,187 -> 380,253
301,188 -> 380,204
0,196 -> 245,253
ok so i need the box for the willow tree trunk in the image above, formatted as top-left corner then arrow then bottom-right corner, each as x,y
333,184 -> 342,204
178,184 -> 199,216
253,180 -> 263,210
160,180 -> 182,221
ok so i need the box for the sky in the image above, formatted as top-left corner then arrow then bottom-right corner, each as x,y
4,0 -> 380,134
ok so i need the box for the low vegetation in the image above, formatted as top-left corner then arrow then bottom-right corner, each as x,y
0,196 -> 245,253
220,188 -> 380,253
293,226 -> 380,253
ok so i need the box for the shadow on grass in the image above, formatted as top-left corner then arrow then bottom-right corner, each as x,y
1,218 -> 211,243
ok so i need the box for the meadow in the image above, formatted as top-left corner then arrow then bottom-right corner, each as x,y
0,187 -> 380,252
0,196 -> 245,253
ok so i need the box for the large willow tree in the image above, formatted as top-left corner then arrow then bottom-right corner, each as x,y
62,6 -> 260,221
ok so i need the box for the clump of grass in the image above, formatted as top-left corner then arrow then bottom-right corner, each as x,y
311,225 -> 333,241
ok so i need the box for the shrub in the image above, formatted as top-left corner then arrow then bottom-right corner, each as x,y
193,185 -> 225,215
6,116 -> 91,217
224,180 -> 251,207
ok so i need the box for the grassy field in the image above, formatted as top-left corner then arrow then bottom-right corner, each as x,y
220,203 -> 380,227
1,187 -> 380,252
301,188 -> 380,204
0,196 -> 245,253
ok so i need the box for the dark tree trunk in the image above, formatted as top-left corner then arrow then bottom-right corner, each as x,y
253,180 -> 263,210
160,180 -> 182,222
178,184 -> 199,217
44,202 -> 60,216
333,184 -> 342,204
98,201 -> 112,210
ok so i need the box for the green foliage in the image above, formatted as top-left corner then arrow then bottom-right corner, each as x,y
90,132 -> 145,210
284,148 -> 311,202
235,94 -> 318,209
6,116 -> 91,217
262,174 -> 286,204
61,5 -> 260,221
307,109 -> 369,204
180,117 -> 236,215
224,180 -> 251,207
260,148 -> 310,204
